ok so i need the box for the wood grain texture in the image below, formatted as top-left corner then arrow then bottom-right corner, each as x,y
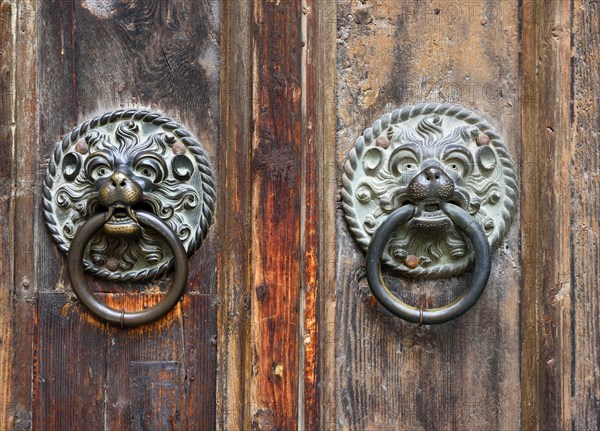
311,1 -> 338,429
129,361 -> 182,431
520,1 -> 573,430
301,0 -> 339,429
301,0 -> 326,429
335,1 -> 521,430
3,1 -> 600,430
216,1 -> 253,429
32,1 -> 220,429
181,294 -> 218,430
0,0 -> 37,429
249,1 -> 303,429
571,0 -> 600,428
0,2 -> 16,428
35,293 -> 106,431
101,294 -> 185,430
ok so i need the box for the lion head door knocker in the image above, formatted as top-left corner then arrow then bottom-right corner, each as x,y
342,103 -> 517,324
43,110 -> 215,327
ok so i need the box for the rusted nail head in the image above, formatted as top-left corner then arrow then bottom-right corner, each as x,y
106,258 -> 119,272
476,133 -> 491,146
376,136 -> 389,148
172,142 -> 187,155
405,255 -> 419,269
75,140 -> 89,154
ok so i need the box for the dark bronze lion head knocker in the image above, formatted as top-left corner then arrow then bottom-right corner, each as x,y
343,103 -> 517,278
44,110 -> 215,281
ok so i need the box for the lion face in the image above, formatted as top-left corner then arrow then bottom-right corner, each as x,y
47,115 -> 213,279
343,106 -> 517,278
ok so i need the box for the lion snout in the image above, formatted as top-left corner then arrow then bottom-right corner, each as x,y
98,172 -> 143,207
407,166 -> 455,202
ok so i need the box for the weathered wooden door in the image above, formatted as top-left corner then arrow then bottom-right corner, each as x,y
0,1 -> 598,430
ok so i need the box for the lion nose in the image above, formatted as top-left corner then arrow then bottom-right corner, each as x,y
99,172 -> 143,207
110,172 -> 128,190
407,166 -> 455,202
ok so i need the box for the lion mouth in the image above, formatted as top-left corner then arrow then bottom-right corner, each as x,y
400,199 -> 466,230
103,204 -> 141,236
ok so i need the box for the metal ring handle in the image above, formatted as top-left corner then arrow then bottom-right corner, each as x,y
67,210 -> 188,327
366,203 -> 492,325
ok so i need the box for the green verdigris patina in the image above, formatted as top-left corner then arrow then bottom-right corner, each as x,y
342,103 -> 517,278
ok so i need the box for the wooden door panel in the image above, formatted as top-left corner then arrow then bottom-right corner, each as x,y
2,1 -> 220,429
1,1 -> 600,430
334,2 -> 521,429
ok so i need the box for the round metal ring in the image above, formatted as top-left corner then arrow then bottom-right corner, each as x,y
67,210 -> 188,327
365,203 -> 492,325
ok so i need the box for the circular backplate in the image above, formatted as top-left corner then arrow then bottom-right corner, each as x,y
342,103 -> 517,278
43,109 -> 215,281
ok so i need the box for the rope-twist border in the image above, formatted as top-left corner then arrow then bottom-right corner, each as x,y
43,109 -> 216,282
342,102 -> 518,278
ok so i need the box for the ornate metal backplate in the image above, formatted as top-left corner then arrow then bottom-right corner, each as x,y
342,103 -> 517,278
43,110 -> 215,281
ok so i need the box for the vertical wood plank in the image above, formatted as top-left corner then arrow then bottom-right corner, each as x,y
520,1 -> 573,430
301,0 -> 319,429
335,1 -> 521,429
571,0 -> 600,428
35,1 -> 220,429
250,1 -> 302,429
182,294 -> 218,430
216,0 -> 253,429
0,2 -> 16,428
36,293 -> 106,431
311,1 -> 338,429
302,1 -> 337,430
129,361 -> 182,431
101,294 -> 185,430
0,0 -> 37,429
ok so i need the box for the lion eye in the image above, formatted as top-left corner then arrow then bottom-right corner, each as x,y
446,159 -> 466,176
136,165 -> 157,181
395,157 -> 419,174
134,156 -> 165,183
90,164 -> 113,180
441,147 -> 474,178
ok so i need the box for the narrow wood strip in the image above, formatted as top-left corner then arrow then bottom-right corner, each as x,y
216,0 -> 253,429
571,0 -> 600,428
301,0 -> 337,429
250,1 -> 303,429
0,2 -> 16,427
520,1 -> 573,429
0,0 -> 38,428
300,0 -> 320,428
313,1 -> 337,429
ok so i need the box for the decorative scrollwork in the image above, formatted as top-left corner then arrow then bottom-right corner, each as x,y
342,103 -> 517,278
43,109 -> 216,281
